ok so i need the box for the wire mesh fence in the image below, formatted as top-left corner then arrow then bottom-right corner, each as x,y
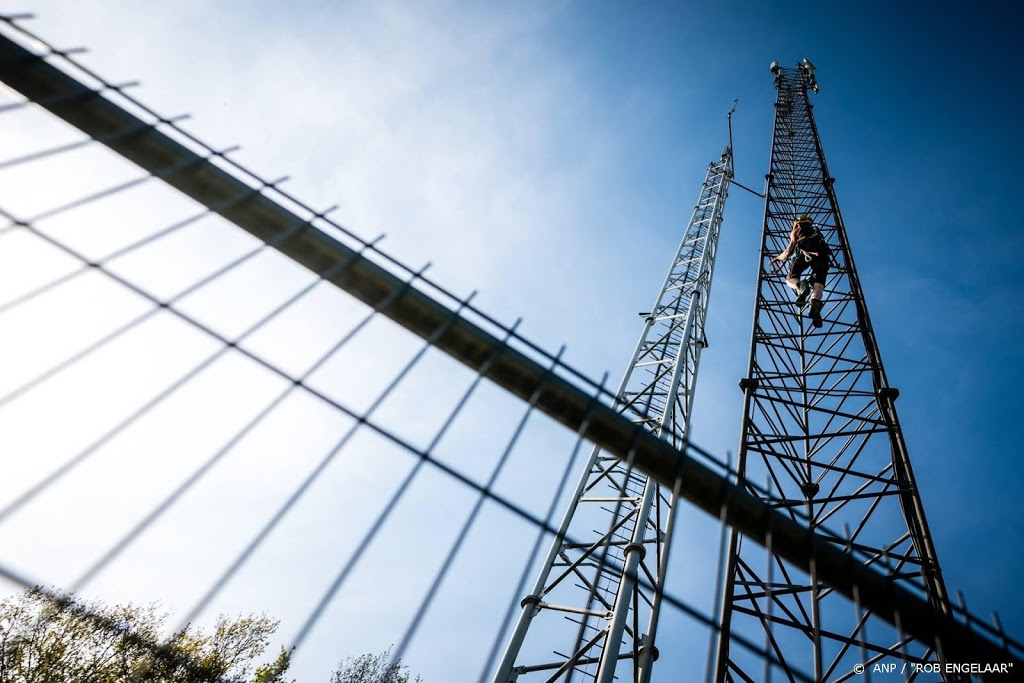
0,16 -> 1020,683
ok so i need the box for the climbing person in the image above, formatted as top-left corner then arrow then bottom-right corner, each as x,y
771,214 -> 831,327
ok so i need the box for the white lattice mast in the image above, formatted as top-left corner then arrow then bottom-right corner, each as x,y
493,139 -> 734,683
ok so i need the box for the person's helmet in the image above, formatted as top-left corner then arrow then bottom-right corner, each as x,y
793,215 -> 813,228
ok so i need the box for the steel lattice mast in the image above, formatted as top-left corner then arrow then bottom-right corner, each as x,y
493,144 -> 733,683
714,61 -> 958,682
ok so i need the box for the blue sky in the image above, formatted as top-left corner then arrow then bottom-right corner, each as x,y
2,0 -> 1022,680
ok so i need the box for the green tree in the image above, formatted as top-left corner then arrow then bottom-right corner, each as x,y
330,648 -> 421,683
0,589 -> 424,682
0,587 -> 291,683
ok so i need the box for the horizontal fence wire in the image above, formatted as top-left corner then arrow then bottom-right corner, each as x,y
0,14 -> 1020,683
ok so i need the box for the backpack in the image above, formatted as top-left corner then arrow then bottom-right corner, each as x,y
795,222 -> 829,258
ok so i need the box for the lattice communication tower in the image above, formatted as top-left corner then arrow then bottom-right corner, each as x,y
714,60 -> 962,682
494,144 -> 733,682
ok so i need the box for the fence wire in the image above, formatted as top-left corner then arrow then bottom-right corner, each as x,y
0,15 -> 1019,683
